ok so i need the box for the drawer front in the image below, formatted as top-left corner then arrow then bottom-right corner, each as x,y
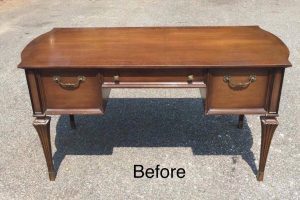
40,70 -> 104,114
206,69 -> 270,114
102,69 -> 205,87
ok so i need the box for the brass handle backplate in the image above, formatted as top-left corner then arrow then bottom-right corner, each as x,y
113,75 -> 120,82
223,74 -> 256,89
187,74 -> 194,82
53,76 -> 86,90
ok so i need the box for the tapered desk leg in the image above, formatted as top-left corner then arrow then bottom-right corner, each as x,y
257,116 -> 278,181
69,114 -> 76,129
238,114 -> 244,129
33,116 -> 56,181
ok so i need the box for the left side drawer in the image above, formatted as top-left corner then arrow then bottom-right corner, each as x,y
40,70 -> 104,114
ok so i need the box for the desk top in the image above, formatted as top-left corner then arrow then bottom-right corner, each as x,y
18,26 -> 291,69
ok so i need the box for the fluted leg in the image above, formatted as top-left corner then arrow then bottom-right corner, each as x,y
69,114 -> 76,129
238,114 -> 244,129
33,116 -> 56,181
257,116 -> 278,181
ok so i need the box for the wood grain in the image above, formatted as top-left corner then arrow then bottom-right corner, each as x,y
257,116 -> 279,181
268,68 -> 285,114
40,69 -> 104,113
18,26 -> 291,69
19,27 -> 292,181
26,70 -> 44,115
33,117 -> 56,181
206,68 -> 269,114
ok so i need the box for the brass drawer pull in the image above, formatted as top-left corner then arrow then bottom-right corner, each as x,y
53,76 -> 86,90
223,74 -> 256,89
113,75 -> 120,82
187,74 -> 194,82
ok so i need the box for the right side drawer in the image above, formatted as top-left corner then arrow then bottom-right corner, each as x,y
206,68 -> 270,114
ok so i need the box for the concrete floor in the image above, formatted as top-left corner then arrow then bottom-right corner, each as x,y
0,0 -> 299,199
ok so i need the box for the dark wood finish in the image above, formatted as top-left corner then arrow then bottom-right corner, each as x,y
257,116 -> 279,181
102,82 -> 206,88
33,117 -> 56,181
18,26 -> 291,69
102,68 -> 205,88
25,70 -> 45,116
103,69 -> 204,82
18,27 -> 291,181
206,69 -> 270,114
39,70 -> 105,115
206,108 -> 267,115
46,108 -> 103,115
268,68 -> 285,114
69,115 -> 76,129
238,115 -> 244,129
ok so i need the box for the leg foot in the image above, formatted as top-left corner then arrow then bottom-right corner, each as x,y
33,116 -> 56,181
238,114 -> 244,129
69,115 -> 76,129
257,171 -> 264,181
48,171 -> 57,181
257,116 -> 278,181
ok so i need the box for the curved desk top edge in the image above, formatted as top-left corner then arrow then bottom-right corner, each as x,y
18,26 -> 291,69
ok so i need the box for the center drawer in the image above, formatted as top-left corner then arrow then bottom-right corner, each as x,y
102,69 -> 205,87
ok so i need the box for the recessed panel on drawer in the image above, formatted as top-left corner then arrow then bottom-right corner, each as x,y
206,69 -> 270,114
40,70 -> 103,113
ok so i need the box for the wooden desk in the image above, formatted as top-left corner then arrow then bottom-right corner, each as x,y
18,26 -> 291,181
